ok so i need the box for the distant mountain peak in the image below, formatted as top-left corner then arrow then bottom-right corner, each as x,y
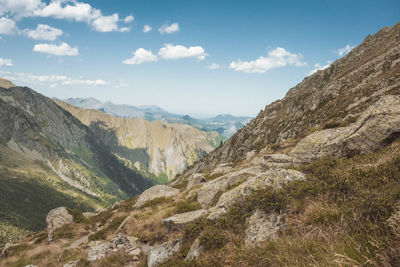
0,78 -> 16,89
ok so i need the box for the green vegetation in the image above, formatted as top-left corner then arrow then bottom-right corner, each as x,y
173,199 -> 201,214
88,215 -> 127,241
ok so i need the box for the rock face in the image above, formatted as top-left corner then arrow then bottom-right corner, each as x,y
185,238 -> 203,262
46,207 -> 73,242
182,22 -> 400,176
87,234 -> 140,262
290,95 -> 400,162
163,209 -> 208,231
147,238 -> 182,267
197,166 -> 264,208
186,173 -> 207,191
245,209 -> 286,247
55,99 -> 222,180
134,185 -> 180,208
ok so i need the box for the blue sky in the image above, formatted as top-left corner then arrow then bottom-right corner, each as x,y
0,0 -> 399,117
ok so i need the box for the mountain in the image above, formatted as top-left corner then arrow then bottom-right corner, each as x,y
63,97 -> 252,137
2,23 -> 400,267
0,83 -> 153,245
54,100 -> 224,181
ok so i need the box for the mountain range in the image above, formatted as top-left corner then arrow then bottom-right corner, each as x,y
63,97 -> 252,138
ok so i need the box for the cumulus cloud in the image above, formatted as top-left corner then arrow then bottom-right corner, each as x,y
0,0 -> 130,33
123,15 -> 134,23
308,61 -> 331,75
0,70 -> 107,87
23,24 -> 62,40
337,44 -> 354,56
0,58 -> 13,67
158,22 -> 179,34
143,24 -> 152,33
33,42 -> 78,56
207,63 -> 220,70
0,17 -> 19,35
158,44 -> 207,60
229,47 -> 306,73
123,48 -> 158,65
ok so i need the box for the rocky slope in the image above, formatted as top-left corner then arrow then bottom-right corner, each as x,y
1,23 -> 400,267
54,100 -> 223,181
0,83 -> 153,245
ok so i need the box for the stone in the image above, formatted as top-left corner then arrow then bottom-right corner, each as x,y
163,209 -> 208,232
147,239 -> 181,267
244,209 -> 286,247
83,212 -> 95,218
209,163 -> 233,177
264,167 -> 305,188
63,260 -> 80,267
197,166 -> 264,208
290,95 -> 400,162
185,238 -> 203,262
46,207 -> 73,242
134,185 -> 180,208
87,234 -> 139,262
186,173 -> 207,191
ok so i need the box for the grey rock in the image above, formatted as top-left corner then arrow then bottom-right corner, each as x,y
163,209 -> 208,232
185,238 -> 203,262
186,173 -> 207,191
63,260 -> 80,267
147,239 -> 181,267
134,185 -> 180,208
87,234 -> 139,262
46,207 -> 73,242
245,209 -> 286,247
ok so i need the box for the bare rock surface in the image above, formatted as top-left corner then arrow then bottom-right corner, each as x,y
185,238 -> 203,262
290,95 -> 400,162
46,207 -> 73,242
134,185 -> 180,208
163,209 -> 208,231
147,238 -> 182,267
186,173 -> 207,190
245,209 -> 286,247
87,234 -> 140,262
197,166 -> 264,208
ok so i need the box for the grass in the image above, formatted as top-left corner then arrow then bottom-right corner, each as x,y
173,199 -> 201,214
88,215 -> 127,241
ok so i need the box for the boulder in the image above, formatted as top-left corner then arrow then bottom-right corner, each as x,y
244,209 -> 286,247
87,234 -> 139,262
290,95 -> 400,162
134,185 -> 180,208
209,163 -> 233,177
186,173 -> 207,191
197,166 -> 264,208
163,209 -> 208,232
46,207 -> 73,242
264,167 -> 305,188
185,238 -> 203,262
147,238 -> 182,267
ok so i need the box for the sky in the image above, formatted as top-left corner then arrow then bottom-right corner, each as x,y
0,0 -> 399,118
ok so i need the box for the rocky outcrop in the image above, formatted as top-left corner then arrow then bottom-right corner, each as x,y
185,238 -> 203,262
134,185 -> 180,208
163,209 -> 208,231
290,95 -> 400,162
87,234 -> 140,262
208,168 -> 305,220
0,78 -> 15,89
46,207 -> 73,242
245,209 -> 286,247
147,238 -> 182,267
197,166 -> 264,208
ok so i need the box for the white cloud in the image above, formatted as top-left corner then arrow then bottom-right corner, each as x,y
337,44 -> 354,56
123,48 -> 158,65
207,63 -> 220,70
0,58 -> 13,67
143,24 -> 152,33
116,81 -> 128,88
0,17 -> 19,35
23,24 -> 62,40
158,44 -> 207,60
158,22 -> 179,34
33,42 -> 78,56
123,15 -> 134,23
0,70 -> 107,87
0,0 -> 130,33
229,47 -> 306,73
308,61 -> 331,75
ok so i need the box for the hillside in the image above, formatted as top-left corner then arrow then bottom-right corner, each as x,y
0,84 -> 153,245
64,97 -> 252,138
1,23 -> 399,267
54,100 -> 223,181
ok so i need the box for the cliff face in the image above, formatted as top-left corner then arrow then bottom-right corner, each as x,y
184,22 -> 400,175
54,100 -> 222,181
